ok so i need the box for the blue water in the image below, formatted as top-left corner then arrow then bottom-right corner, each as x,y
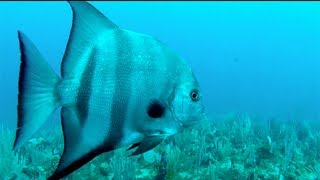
1,2 -> 320,128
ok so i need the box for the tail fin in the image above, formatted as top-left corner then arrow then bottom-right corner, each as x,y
13,31 -> 62,150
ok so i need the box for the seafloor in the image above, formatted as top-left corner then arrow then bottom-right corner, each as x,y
1,113 -> 320,180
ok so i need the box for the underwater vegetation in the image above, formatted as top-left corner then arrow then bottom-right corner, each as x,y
1,113 -> 320,180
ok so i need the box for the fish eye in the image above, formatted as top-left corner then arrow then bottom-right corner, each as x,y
190,90 -> 199,102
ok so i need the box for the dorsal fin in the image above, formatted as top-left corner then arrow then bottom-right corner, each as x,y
61,1 -> 118,78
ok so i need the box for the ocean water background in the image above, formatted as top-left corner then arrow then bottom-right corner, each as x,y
1,1 -> 320,128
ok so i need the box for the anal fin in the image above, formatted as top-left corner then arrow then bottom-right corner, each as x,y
48,107 -> 112,180
48,147 -> 105,180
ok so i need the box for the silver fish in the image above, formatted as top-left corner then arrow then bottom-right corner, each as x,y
13,1 -> 205,179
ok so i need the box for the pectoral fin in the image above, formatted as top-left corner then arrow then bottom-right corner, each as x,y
127,142 -> 141,151
130,136 -> 163,156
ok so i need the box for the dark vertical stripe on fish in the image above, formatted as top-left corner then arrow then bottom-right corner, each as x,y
76,48 -> 96,125
106,29 -> 133,147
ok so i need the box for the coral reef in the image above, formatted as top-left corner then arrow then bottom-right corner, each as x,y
1,113 -> 320,179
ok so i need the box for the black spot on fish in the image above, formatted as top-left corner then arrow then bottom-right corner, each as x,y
147,100 -> 165,119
